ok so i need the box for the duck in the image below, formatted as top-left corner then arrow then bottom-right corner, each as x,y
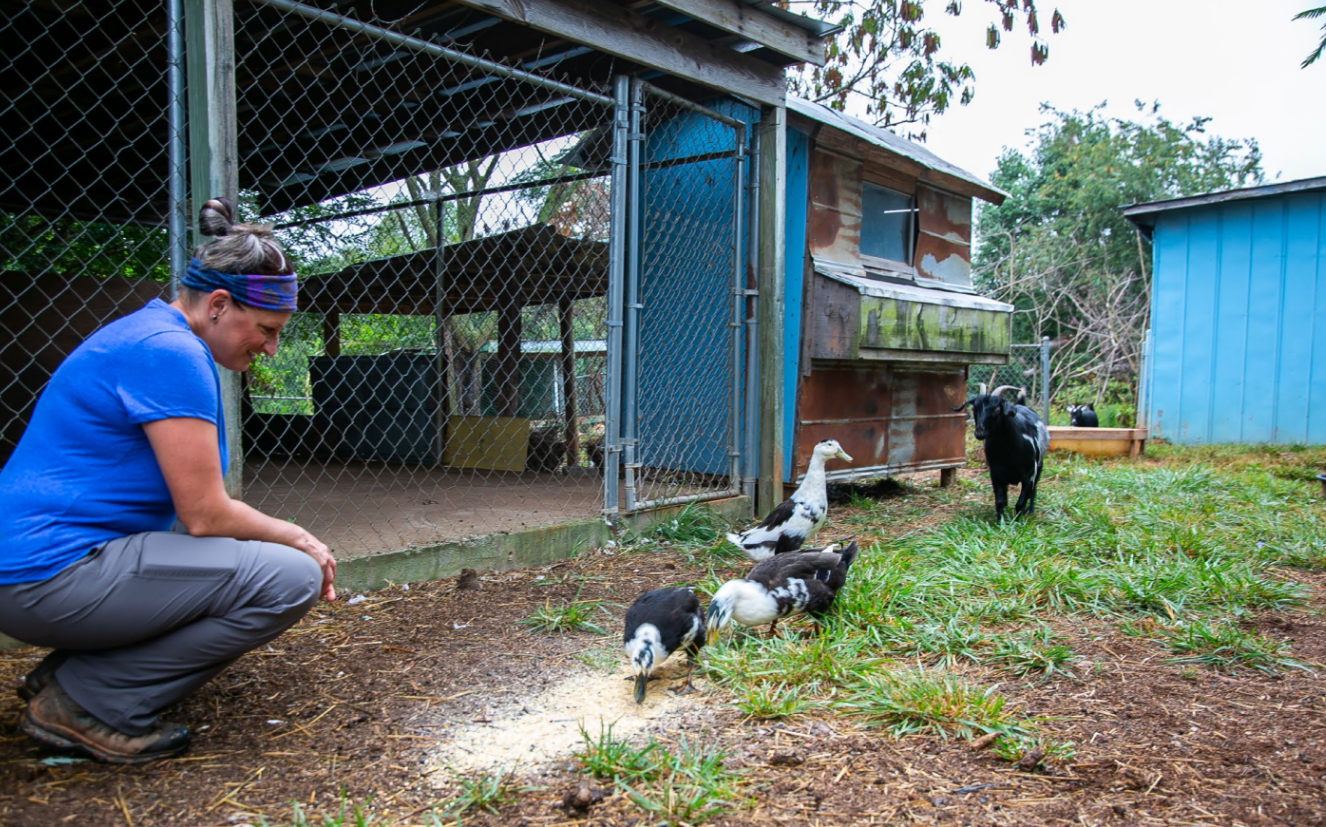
725,439 -> 853,561
622,586 -> 706,704
705,540 -> 860,643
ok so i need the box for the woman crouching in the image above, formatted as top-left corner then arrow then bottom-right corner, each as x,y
0,199 -> 336,765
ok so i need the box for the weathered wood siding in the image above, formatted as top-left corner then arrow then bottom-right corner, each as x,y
790,364 -> 966,483
915,184 -> 973,287
807,149 -> 862,265
0,272 -> 167,463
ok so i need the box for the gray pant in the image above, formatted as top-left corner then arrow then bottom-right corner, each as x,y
0,532 -> 320,735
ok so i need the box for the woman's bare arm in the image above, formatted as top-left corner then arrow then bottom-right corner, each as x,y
143,417 -> 336,601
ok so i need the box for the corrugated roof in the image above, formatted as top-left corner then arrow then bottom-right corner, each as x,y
786,96 -> 1007,204
1123,175 -> 1326,232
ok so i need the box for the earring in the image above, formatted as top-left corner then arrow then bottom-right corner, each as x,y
211,314 -> 219,322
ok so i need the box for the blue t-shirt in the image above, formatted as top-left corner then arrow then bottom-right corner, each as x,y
0,299 -> 227,584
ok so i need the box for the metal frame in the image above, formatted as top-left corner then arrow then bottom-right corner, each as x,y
623,79 -> 747,513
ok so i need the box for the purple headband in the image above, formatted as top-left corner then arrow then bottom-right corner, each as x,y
183,258 -> 298,312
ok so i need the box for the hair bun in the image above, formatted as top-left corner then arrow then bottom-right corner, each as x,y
198,198 -> 235,237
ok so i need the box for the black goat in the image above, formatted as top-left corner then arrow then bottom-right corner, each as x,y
954,384 -> 1050,520
1067,403 -> 1099,428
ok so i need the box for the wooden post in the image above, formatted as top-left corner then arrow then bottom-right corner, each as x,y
940,467 -> 957,488
433,204 -> 451,464
559,298 -> 579,466
187,0 -> 240,495
496,299 -> 523,417
755,104 -> 786,516
322,309 -> 341,357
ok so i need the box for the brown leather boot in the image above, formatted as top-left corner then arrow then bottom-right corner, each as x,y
16,662 -> 54,702
20,681 -> 192,765
15,672 -> 45,703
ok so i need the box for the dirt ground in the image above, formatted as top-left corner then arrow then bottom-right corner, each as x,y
243,459 -> 714,560
1,469 -> 1324,827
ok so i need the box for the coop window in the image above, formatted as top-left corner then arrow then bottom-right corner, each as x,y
860,183 -> 915,266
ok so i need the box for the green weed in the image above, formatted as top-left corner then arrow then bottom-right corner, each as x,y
434,768 -> 523,817
1161,619 -> 1314,675
619,736 -> 743,826
518,586 -> 609,635
574,725 -> 743,825
840,669 -> 1024,740
733,682 -> 820,719
988,628 -> 1077,678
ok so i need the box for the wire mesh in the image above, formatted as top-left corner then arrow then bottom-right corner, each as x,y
1,0 -> 178,465
966,342 -> 1051,421
1,0 -> 755,558
626,84 -> 745,511
232,0 -> 621,555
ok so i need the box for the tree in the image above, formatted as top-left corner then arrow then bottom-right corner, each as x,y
789,0 -> 1064,134
973,103 -> 1263,419
1297,5 -> 1326,67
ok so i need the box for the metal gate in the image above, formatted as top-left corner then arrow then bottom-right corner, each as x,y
606,80 -> 748,513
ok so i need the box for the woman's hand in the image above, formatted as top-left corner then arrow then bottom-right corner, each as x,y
288,529 -> 337,602
145,416 -> 338,601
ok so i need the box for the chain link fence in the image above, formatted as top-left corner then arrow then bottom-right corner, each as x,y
966,338 -> 1052,423
1,0 -> 752,560
624,83 -> 747,512
2,0 -> 178,464
234,0 -> 622,555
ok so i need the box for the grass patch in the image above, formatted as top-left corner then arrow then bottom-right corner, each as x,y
989,627 -> 1078,678
632,502 -> 727,547
1160,619 -> 1315,675
574,725 -> 744,825
699,444 -> 1318,768
575,722 -> 662,784
733,681 -> 821,720
573,644 -> 622,673
840,669 -> 1025,740
432,768 -> 525,819
518,585 -> 610,635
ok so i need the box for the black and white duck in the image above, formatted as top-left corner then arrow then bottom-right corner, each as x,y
705,540 -> 860,643
622,586 -> 706,704
726,439 -> 853,561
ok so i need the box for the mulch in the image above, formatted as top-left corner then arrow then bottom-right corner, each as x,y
1,470 -> 1324,827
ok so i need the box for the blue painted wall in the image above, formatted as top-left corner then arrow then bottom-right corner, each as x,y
636,99 -> 756,475
1144,191 -> 1326,443
782,126 -> 810,483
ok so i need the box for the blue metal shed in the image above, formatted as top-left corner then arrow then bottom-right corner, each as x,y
1124,177 -> 1326,444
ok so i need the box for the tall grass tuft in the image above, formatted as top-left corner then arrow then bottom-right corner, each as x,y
573,725 -> 744,825
1161,619 -> 1315,675
840,669 -> 1024,740
518,584 -> 609,635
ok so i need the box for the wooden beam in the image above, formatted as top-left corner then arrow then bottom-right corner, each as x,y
322,310 -> 340,357
756,104 -> 786,516
445,0 -> 787,106
646,0 -> 827,67
495,298 -> 523,417
187,0 -> 243,497
559,298 -> 580,466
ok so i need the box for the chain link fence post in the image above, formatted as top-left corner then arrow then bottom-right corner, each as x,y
1041,335 -> 1052,423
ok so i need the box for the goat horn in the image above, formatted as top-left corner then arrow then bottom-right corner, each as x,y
978,382 -> 988,396
990,385 -> 1021,397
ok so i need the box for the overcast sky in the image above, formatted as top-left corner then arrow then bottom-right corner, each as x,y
891,0 -> 1326,188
